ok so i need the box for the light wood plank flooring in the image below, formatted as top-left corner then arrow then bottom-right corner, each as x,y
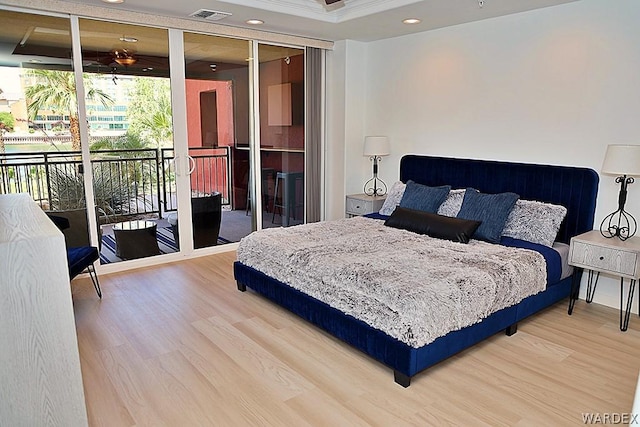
73,252 -> 640,426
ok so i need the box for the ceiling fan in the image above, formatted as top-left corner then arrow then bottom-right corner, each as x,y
110,49 -> 137,66
324,0 -> 343,3
91,48 -> 139,67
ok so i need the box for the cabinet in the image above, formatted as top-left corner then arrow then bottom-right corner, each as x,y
267,82 -> 303,126
568,230 -> 640,331
0,194 -> 88,426
346,193 -> 386,217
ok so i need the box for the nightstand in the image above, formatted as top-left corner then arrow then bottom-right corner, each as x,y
345,193 -> 386,217
568,230 -> 640,331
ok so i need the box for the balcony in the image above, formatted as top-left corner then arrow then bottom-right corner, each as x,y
0,145 -> 234,262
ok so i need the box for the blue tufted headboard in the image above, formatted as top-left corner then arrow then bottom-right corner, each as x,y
399,155 -> 599,244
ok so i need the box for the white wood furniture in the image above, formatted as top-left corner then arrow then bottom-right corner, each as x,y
0,194 -> 88,426
345,193 -> 386,217
568,230 -> 640,331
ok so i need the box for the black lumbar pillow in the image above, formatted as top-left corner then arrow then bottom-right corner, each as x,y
385,207 -> 481,244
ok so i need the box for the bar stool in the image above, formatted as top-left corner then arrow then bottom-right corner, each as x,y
272,171 -> 304,226
246,168 -> 275,215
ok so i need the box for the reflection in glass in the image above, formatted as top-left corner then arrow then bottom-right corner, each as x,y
79,19 -> 171,264
258,44 -> 305,229
183,32 -> 252,246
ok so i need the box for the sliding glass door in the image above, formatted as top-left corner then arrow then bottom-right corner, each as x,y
0,10 -> 95,249
257,44 -> 306,229
76,18 -> 178,264
181,32 -> 251,247
0,6 -> 320,269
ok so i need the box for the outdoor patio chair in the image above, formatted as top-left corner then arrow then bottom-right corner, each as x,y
168,192 -> 222,249
47,213 -> 102,298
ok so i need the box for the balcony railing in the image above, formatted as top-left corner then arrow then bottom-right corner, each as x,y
160,147 -> 231,212
0,146 -> 231,223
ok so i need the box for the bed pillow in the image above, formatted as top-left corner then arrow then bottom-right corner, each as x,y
378,181 -> 406,216
501,199 -> 567,247
399,181 -> 451,213
437,189 -> 466,217
385,207 -> 481,243
456,188 -> 519,243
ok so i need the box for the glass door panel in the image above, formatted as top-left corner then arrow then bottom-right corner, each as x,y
183,32 -> 251,246
258,44 -> 305,229
0,10 -> 94,247
78,19 -> 172,263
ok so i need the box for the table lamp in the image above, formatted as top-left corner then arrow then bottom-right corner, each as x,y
600,144 -> 640,240
363,136 -> 390,196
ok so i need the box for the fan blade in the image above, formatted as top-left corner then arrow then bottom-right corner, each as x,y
325,0 -> 342,4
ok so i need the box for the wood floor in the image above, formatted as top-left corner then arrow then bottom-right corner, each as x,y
73,251 -> 640,426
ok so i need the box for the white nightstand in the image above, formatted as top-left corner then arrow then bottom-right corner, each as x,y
345,193 -> 386,217
568,230 -> 640,331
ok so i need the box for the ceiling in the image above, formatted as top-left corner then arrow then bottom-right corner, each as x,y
0,9 -> 306,77
54,0 -> 579,43
0,0 -> 579,78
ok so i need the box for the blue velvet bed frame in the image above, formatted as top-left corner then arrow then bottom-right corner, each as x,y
234,155 -> 599,387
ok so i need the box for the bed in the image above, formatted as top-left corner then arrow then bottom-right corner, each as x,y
234,155 -> 599,387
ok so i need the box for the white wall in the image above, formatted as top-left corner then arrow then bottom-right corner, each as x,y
325,39 -> 368,220
330,0 -> 640,312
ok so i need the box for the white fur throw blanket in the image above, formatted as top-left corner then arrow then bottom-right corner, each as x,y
237,217 -> 546,348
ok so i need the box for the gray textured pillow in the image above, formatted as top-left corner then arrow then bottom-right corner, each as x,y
379,181 -> 406,216
437,189 -> 466,217
501,200 -> 567,247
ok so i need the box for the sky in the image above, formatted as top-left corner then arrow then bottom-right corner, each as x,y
0,67 -> 23,100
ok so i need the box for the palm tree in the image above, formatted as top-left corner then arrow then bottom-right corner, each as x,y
24,70 -> 113,151
127,77 -> 173,147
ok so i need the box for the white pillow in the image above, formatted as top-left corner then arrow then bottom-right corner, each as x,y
437,189 -> 466,217
378,181 -> 406,216
501,199 -> 567,247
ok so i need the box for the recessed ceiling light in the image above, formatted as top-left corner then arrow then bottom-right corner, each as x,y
403,18 -> 421,24
119,36 -> 138,43
246,19 -> 264,25
102,0 -> 124,3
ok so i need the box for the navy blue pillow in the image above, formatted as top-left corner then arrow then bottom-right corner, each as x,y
456,188 -> 519,243
399,180 -> 451,213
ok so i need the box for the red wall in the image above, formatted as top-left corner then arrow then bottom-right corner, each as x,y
191,54 -> 305,209
185,79 -> 234,148
185,79 -> 234,197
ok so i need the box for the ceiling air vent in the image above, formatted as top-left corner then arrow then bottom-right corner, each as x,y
189,9 -> 232,20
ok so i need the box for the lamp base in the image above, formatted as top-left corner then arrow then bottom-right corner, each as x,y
364,155 -> 387,196
363,177 -> 387,197
600,208 -> 637,241
600,175 -> 637,241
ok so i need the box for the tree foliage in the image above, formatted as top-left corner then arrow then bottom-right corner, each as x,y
0,111 -> 13,153
126,77 -> 173,147
24,70 -> 114,151
90,132 -> 149,151
0,111 -> 14,131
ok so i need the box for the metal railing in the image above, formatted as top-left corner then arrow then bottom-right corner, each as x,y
0,146 -> 232,222
161,146 -> 232,212
91,149 -> 161,219
2,134 -> 121,145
